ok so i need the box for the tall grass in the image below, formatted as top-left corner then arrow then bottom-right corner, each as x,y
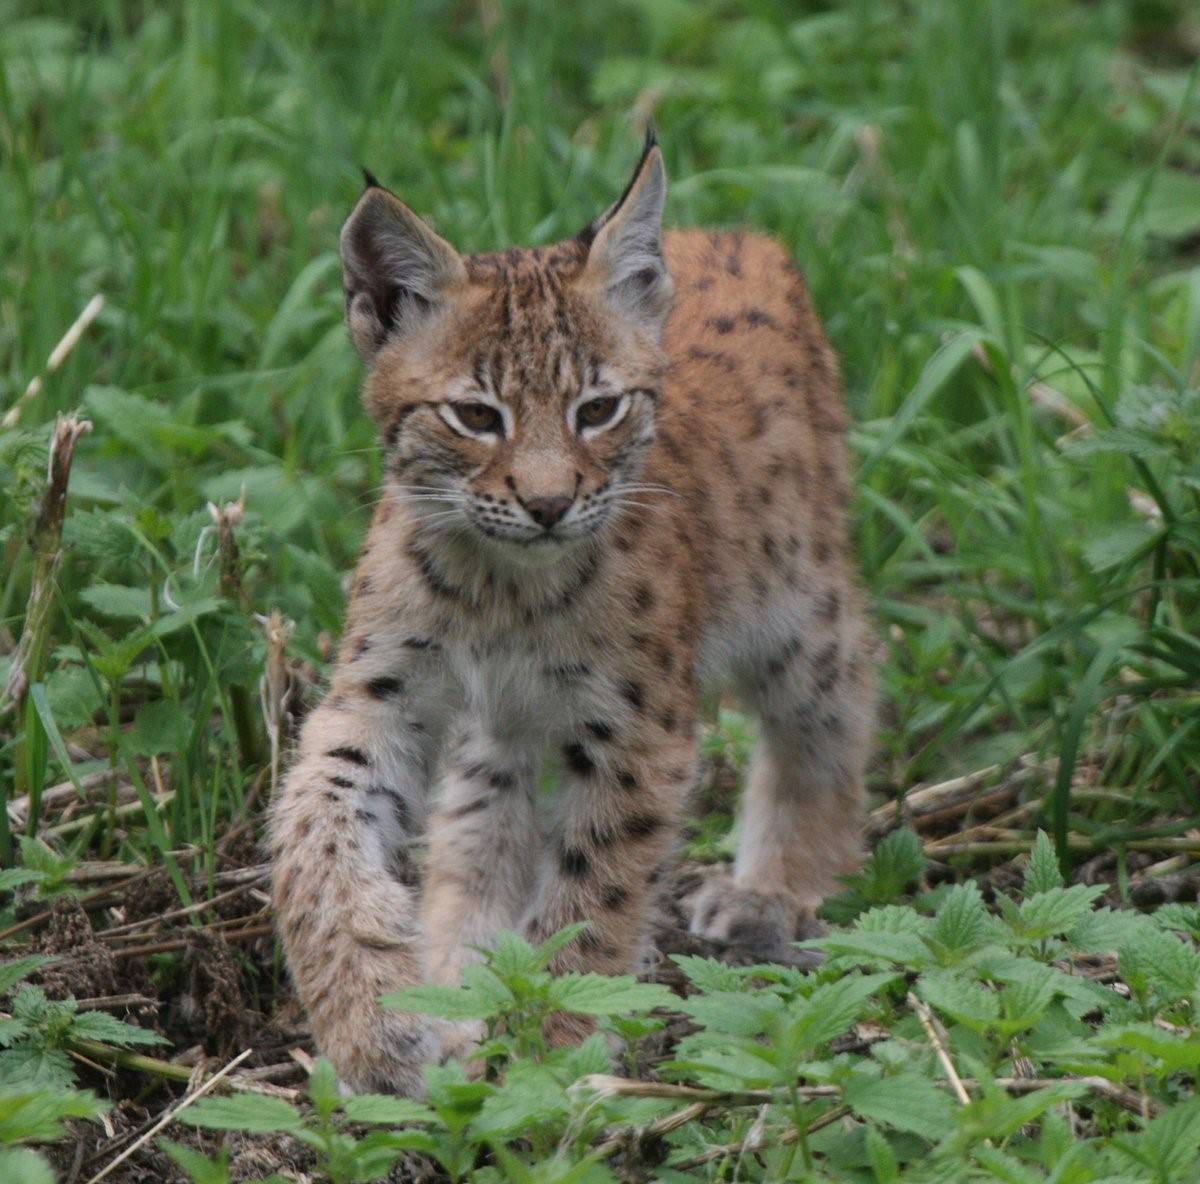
1,0 -> 1198,881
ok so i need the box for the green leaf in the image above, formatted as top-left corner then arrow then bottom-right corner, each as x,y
69,1010 -> 167,1048
77,582 -> 153,620
1012,885 -> 1106,941
548,974 -> 675,1017
381,982 -> 499,1021
677,990 -> 780,1038
917,970 -> 999,1031
0,1148 -> 56,1184
789,972 -> 898,1050
128,700 -> 191,758
864,1124 -> 900,1183
848,828 -> 927,905
0,958 -> 50,997
668,954 -> 745,993
306,1056 -> 340,1118
1023,831 -> 1063,895
181,1094 -> 303,1133
341,1094 -> 434,1126
843,1070 -> 956,1141
0,1048 -> 76,1090
158,1141 -> 231,1184
0,1085 -> 109,1143
471,1059 -> 569,1138
930,883 -> 995,959
1119,926 -> 1200,1005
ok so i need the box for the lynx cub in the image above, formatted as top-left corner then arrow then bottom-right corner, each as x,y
269,132 -> 874,1094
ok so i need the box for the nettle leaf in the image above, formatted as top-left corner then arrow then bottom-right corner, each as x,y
128,700 -> 191,758
981,952 -> 1113,1019
858,827 -> 927,903
182,1093 -> 304,1133
69,1010 -> 167,1047
917,970 -> 999,1031
529,923 -> 592,970
341,1094 -> 434,1126
950,1083 -> 1088,1150
1010,885 -> 1106,941
0,957 -> 51,996
549,974 -> 675,1017
788,973 -> 897,1050
382,981 -> 499,1021
0,1047 -> 76,1090
864,1124 -> 900,1183
77,582 -> 153,620
1120,926 -> 1200,1005
158,1141 -> 231,1184
677,990 -> 780,1038
0,1147 -> 57,1184
668,954 -> 745,993
0,870 -> 47,895
1097,1024 -> 1200,1074
1023,831 -> 1063,895
306,1057 -> 340,1118
486,929 -> 546,980
969,1144 -> 1046,1184
1070,906 -> 1149,953
1112,1097 -> 1200,1180
996,965 -> 1058,1034
665,1037 -> 783,1091
843,1070 -> 956,1141
812,908 -> 929,968
929,884 -> 996,961
0,1086 -> 109,1146
1154,903 -> 1200,941
471,1059 -> 569,1138
0,1018 -> 31,1047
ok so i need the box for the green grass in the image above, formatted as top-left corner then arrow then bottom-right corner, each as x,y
1,0 -> 1200,1179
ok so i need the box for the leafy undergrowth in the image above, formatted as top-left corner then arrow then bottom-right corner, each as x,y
8,833 -> 1200,1182
3,0 -> 1200,1179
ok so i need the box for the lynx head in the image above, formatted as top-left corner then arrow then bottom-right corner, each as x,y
339,132 -> 672,557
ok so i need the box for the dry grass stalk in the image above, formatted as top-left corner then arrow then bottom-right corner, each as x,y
1,414 -> 93,715
2,294 -> 104,429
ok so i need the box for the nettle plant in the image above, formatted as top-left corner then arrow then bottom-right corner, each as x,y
0,956 -> 143,1184
0,955 -> 166,1090
169,834 -> 1200,1182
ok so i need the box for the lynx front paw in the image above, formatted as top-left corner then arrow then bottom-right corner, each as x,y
687,871 -> 824,968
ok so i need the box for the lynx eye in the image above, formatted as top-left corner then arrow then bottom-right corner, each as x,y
447,401 -> 504,436
576,396 -> 620,431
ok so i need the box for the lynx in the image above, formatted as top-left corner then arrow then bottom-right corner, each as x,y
269,131 -> 874,1094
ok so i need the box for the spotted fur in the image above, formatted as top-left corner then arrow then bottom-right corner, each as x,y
269,133 -> 874,1094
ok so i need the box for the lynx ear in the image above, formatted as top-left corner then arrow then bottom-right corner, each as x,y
580,130 -> 673,333
340,177 -> 467,360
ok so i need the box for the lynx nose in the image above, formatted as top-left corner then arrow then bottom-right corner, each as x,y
525,495 -> 572,529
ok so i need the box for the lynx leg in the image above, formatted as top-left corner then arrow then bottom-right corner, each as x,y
270,677 -> 443,1094
692,608 -> 874,963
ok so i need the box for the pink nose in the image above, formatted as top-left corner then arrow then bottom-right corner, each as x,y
525,496 -> 572,528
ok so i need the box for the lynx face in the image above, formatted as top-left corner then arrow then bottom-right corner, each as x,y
341,144 -> 673,559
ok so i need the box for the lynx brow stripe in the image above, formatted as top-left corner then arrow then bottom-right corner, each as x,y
328,746 -> 369,766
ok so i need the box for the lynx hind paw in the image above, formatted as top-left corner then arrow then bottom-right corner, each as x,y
687,871 -> 824,968
332,1014 -> 441,1098
435,1018 -> 487,1075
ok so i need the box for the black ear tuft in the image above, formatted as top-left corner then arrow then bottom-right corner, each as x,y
576,126 -> 664,247
361,167 -> 383,191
